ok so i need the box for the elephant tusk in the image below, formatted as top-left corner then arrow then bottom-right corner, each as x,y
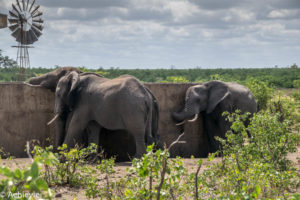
47,114 -> 60,125
176,120 -> 185,126
188,114 -> 198,122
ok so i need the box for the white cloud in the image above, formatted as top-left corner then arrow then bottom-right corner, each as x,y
165,1 -> 199,22
0,0 -> 299,68
268,9 -> 300,19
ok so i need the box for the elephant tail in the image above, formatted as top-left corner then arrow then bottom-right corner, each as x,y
144,87 -> 161,147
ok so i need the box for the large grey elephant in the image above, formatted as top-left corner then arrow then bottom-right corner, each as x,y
29,67 -> 160,158
48,71 -> 159,157
172,80 -> 257,154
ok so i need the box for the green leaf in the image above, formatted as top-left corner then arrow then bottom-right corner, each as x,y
31,162 -> 39,179
0,167 -> 12,177
35,178 -> 49,191
14,169 -> 22,179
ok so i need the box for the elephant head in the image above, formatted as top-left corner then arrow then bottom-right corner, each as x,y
28,66 -> 82,91
172,81 -> 229,125
48,71 -> 80,125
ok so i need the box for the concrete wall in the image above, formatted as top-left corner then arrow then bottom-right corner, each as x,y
0,82 -> 208,159
0,83 -> 54,157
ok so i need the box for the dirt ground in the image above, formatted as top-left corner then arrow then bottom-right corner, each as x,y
0,146 -> 299,200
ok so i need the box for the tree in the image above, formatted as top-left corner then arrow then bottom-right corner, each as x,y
290,63 -> 298,69
0,49 -> 17,68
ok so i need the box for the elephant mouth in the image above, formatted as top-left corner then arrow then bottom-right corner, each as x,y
176,113 -> 199,126
47,113 -> 60,125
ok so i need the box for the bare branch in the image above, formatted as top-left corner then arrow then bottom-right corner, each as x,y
195,162 -> 202,199
168,132 -> 186,151
26,141 -> 34,163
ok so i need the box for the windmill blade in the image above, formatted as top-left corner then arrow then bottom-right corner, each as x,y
16,0 -> 23,13
28,0 -> 35,12
32,23 -> 43,31
8,18 -> 19,25
31,25 -> 42,37
26,0 -> 30,11
28,29 -> 38,43
12,4 -> 21,16
32,11 -> 43,18
31,5 -> 40,16
8,24 -> 19,32
24,30 -> 33,44
11,28 -> 21,39
9,10 -> 19,19
32,18 -> 43,23
9,23 -> 19,32
22,0 -> 26,11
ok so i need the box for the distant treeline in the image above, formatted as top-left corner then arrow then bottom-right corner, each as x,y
1,66 -> 300,88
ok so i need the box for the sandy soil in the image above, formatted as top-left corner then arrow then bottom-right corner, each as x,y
0,146 -> 299,199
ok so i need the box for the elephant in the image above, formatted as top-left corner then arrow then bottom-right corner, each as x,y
48,71 -> 160,157
28,66 -> 82,92
29,67 -> 160,159
172,80 -> 257,154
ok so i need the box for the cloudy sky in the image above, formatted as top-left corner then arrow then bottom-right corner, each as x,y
0,0 -> 299,69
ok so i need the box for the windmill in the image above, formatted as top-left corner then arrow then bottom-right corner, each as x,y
8,0 -> 43,80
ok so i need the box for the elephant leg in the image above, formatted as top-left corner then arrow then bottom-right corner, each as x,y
204,117 -> 218,153
55,112 -> 69,148
86,121 -> 100,146
63,112 -> 88,149
85,121 -> 101,162
134,131 -> 147,158
87,121 -> 101,155
126,124 -> 146,158
218,116 -> 231,138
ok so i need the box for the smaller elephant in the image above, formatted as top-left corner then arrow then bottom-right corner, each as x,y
172,80 -> 257,154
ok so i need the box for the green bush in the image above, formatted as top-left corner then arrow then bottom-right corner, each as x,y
246,78 -> 274,110
165,76 -> 189,83
292,91 -> 300,101
200,110 -> 300,199
0,160 -> 53,199
33,144 -> 97,187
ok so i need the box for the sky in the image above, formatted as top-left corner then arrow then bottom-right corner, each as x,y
0,0 -> 299,69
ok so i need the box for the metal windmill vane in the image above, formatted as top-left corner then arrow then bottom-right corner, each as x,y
8,0 -> 43,80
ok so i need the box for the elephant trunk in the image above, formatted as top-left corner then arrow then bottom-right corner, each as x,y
28,76 -> 43,85
172,111 -> 187,123
172,103 -> 199,125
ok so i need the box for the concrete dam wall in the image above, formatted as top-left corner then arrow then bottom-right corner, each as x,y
0,82 -> 208,159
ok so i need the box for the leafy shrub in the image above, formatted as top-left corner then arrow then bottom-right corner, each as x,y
200,111 -> 300,199
165,76 -> 189,83
33,144 -> 98,187
292,91 -> 300,101
85,143 -> 189,200
124,144 -> 186,200
0,161 -> 53,199
85,157 -> 116,199
246,78 -> 274,110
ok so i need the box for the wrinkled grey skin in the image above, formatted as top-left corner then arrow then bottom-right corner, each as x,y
54,72 -> 159,157
172,80 -> 257,154
28,67 -> 82,92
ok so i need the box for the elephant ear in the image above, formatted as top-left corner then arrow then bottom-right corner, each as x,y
67,71 -> 80,109
206,81 -> 229,114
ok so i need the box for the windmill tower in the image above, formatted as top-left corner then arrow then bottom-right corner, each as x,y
8,0 -> 43,81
